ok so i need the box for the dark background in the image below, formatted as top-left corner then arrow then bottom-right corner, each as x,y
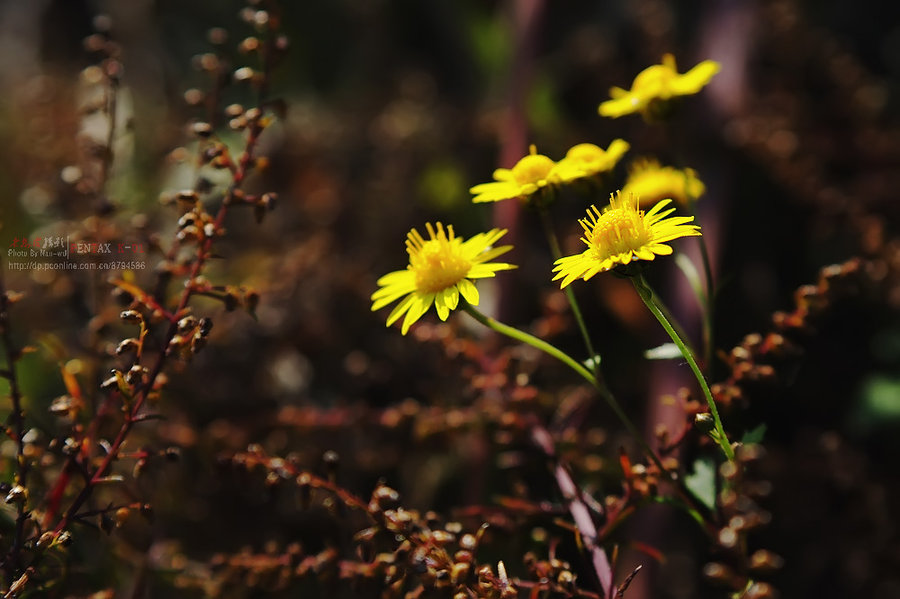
1,0 -> 899,597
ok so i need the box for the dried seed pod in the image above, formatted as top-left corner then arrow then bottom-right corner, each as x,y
100,375 -> 119,390
749,549 -> 784,573
120,309 -> 142,324
49,395 -> 74,416
252,10 -> 269,27
174,190 -> 199,204
702,562 -> 740,588
190,333 -> 207,354
225,103 -> 245,117
198,317 -> 213,336
719,461 -> 739,481
451,562 -> 470,585
5,485 -> 27,504
191,122 -> 213,138
176,225 -> 200,242
177,315 -> 197,333
36,531 -> 56,549
177,213 -> 197,228
717,526 -> 739,548
116,338 -> 140,355
234,67 -> 255,82
459,533 -> 477,551
370,485 -> 400,511
183,88 -> 205,106
745,582 -> 778,599
239,37 -> 260,53
296,472 -> 312,509
431,530 -> 455,545
125,365 -> 146,385
260,192 -> 277,211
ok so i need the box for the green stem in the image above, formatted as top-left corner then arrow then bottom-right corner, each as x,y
641,279 -> 697,358
537,208 -> 601,375
632,275 -> 734,461
697,234 -> 715,377
462,303 -> 670,477
463,303 -> 595,386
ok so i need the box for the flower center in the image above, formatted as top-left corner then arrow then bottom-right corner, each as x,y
512,154 -> 555,186
589,208 -> 650,257
412,238 -> 472,293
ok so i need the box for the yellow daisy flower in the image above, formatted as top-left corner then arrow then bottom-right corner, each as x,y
598,54 -> 720,120
470,145 -> 572,204
552,191 -> 701,287
622,158 -> 706,208
372,223 -> 515,335
556,139 -> 630,181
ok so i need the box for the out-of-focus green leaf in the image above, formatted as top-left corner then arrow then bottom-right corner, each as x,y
685,456 -> 717,511
675,253 -> 705,309
860,376 -> 900,419
741,423 -> 767,445
643,342 -> 682,360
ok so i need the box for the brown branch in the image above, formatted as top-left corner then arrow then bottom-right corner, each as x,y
531,422 -> 614,597
0,266 -> 30,587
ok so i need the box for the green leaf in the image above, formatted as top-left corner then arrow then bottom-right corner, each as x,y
643,342 -> 682,360
675,253 -> 706,308
684,456 -> 717,510
741,423 -> 767,445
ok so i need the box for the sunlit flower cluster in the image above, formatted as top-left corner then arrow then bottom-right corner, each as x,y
371,223 -> 515,334
470,141 -> 629,204
552,191 -> 701,287
376,54 -> 717,333
598,54 -> 720,120
622,158 -> 706,208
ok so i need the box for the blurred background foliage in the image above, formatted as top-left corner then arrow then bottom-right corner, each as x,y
1,0 -> 900,597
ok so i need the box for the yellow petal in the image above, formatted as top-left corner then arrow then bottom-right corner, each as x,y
457,278 -> 479,305
386,294 -> 416,327
671,60 -> 720,95
401,294 -> 434,335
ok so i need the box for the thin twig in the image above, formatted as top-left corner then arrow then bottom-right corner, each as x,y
0,266 -> 30,587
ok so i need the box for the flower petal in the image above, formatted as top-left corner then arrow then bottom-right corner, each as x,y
386,293 -> 417,327
457,278 -> 479,305
401,293 -> 435,335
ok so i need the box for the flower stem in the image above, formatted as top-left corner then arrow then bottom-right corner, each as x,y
462,303 -> 595,386
641,278 -> 697,358
537,208 -> 601,375
462,303 -> 671,477
632,275 -> 734,461
697,234 -> 716,376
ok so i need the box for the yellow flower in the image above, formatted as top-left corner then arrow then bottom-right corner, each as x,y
470,145 -> 572,203
598,54 -> 720,119
556,139 -> 630,181
552,191 -> 701,287
622,158 -> 706,208
372,223 -> 515,335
